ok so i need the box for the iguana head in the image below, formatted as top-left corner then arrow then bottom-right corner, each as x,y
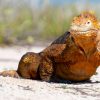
69,12 -> 100,55
70,11 -> 100,33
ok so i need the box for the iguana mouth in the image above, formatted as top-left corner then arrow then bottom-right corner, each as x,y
74,29 -> 98,34
70,24 -> 98,34
70,26 -> 98,34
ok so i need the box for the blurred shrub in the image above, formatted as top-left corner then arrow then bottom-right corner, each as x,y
39,5 -> 78,40
0,1 -> 98,45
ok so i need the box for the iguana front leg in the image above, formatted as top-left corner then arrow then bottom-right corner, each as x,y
39,43 -> 67,82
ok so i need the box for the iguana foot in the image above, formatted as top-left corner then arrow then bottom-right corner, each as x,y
0,70 -> 20,78
39,57 -> 53,82
39,65 -> 53,82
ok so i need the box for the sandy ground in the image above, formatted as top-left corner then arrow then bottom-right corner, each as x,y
0,46 -> 100,100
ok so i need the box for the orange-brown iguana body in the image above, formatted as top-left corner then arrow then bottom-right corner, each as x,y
1,12 -> 100,82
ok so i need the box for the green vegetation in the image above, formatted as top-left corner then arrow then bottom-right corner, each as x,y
40,5 -> 79,40
0,2 -> 99,45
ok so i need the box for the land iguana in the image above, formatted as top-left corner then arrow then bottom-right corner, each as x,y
0,11 -> 100,82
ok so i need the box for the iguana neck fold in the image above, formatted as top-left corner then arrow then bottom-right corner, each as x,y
69,30 -> 98,57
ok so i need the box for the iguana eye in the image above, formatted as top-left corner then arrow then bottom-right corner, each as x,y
87,21 -> 90,24
86,20 -> 91,25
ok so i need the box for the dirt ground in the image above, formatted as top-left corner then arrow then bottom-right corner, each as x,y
0,46 -> 100,100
